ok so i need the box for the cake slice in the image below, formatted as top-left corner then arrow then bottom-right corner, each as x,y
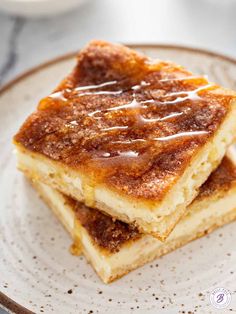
14,40 -> 236,240
30,148 -> 236,283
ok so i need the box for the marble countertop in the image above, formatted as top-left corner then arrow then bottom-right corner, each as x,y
1,0 -> 236,88
0,0 -> 236,313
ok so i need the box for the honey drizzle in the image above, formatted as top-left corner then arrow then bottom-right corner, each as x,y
69,243 -> 82,256
14,40 -> 235,204
38,70 -> 219,180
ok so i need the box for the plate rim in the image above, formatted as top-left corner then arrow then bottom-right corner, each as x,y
1,43 -> 236,96
1,43 -> 236,314
0,292 -> 34,314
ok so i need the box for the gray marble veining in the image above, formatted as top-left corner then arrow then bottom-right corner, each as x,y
0,0 -> 236,87
0,17 -> 24,85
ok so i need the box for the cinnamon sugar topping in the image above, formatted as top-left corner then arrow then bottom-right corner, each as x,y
14,41 -> 233,200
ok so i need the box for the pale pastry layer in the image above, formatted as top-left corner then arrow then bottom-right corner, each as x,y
37,180 -> 75,237
31,178 -> 236,283
15,107 -> 236,241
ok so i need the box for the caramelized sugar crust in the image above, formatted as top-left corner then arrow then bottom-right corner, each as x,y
66,197 -> 140,253
65,155 -> 236,253
199,155 -> 236,198
14,41 -> 234,200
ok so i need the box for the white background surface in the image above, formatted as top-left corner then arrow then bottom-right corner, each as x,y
0,0 -> 236,87
0,1 -> 236,313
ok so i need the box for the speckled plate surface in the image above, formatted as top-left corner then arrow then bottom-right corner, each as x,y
0,45 -> 236,314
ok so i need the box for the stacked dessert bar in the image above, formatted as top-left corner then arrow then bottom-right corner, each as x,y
13,41 -> 236,283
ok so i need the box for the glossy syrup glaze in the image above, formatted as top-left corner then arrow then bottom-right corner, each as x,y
14,41 -> 234,200
67,155 -> 236,253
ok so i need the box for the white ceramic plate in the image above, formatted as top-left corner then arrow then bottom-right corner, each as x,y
0,45 -> 236,314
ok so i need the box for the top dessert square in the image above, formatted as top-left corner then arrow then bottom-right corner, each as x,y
14,41 -> 236,239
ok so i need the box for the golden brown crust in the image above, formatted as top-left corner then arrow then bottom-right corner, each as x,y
65,197 -> 141,253
14,40 -> 236,201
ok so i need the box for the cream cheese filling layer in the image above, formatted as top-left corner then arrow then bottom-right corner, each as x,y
36,180 -> 75,235
78,190 -> 236,278
15,107 -> 236,239
33,180 -> 236,282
